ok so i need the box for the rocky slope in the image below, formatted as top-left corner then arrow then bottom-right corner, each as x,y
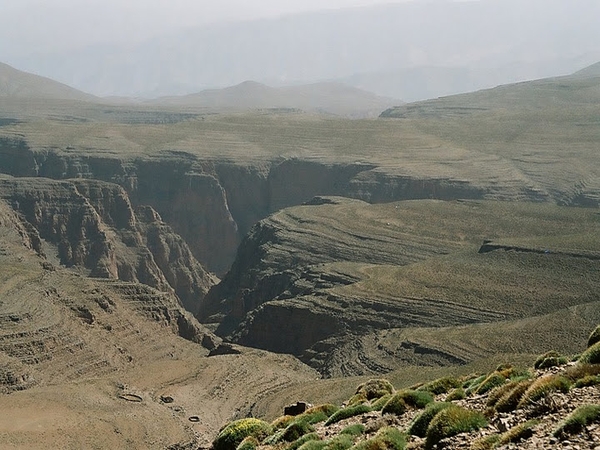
201,198 -> 600,376
0,174 -> 216,314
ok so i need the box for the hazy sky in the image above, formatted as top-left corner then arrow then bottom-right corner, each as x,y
1,0 -> 425,55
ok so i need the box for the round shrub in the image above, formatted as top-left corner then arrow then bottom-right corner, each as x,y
382,390 -> 433,416
418,376 -> 461,395
288,433 -> 321,450
351,426 -> 406,450
574,375 -> 600,388
407,402 -> 453,438
272,415 -> 295,430
578,341 -> 600,364
446,387 -> 466,401
534,351 -> 568,370
213,418 -> 273,450
236,436 -> 259,450
425,406 -> 487,450
587,325 -> 600,348
340,424 -> 365,436
355,379 -> 395,400
473,373 -> 507,395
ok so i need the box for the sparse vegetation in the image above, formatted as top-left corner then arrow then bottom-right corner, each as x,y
425,406 -> 487,449
213,418 -> 273,450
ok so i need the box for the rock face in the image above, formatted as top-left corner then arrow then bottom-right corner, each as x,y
0,175 -> 216,314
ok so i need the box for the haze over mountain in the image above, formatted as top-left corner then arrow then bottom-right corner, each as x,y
0,62 -> 95,101
3,0 -> 599,99
151,81 -> 400,117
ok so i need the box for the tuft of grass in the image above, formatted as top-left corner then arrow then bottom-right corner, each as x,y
554,404 -> 600,438
370,394 -> 392,411
408,402 -> 453,438
470,434 -> 500,450
213,418 -> 273,450
534,351 -> 568,370
494,379 -> 533,413
574,375 -> 600,388
425,406 -> 487,450
302,404 -> 340,419
587,325 -> 600,348
287,433 -> 321,450
418,376 -> 461,395
578,341 -> 600,364
471,373 -> 507,396
517,375 -> 571,408
325,404 -> 372,426
340,424 -> 366,437
381,390 -> 433,416
564,363 -> 600,382
351,426 -> 406,450
236,436 -> 259,450
464,374 -> 486,392
446,387 -> 466,401
497,420 -> 539,445
323,435 -> 355,450
355,379 -> 395,401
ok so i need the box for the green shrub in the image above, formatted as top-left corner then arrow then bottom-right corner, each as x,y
323,435 -> 354,450
472,373 -> 506,395
351,426 -> 406,450
213,418 -> 273,450
418,377 -> 461,395
325,404 -> 372,426
425,406 -> 487,450
494,380 -> 533,413
463,374 -> 486,392
340,424 -> 366,437
574,375 -> 600,388
486,380 -> 522,408
297,440 -> 329,450
236,436 -> 259,450
446,387 -> 466,401
587,325 -> 600,348
287,433 -> 321,450
381,390 -> 433,416
498,420 -> 539,445
302,404 -> 339,419
282,421 -> 315,442
355,379 -> 395,400
407,402 -> 453,438
578,341 -> 600,364
517,375 -> 571,408
370,394 -> 392,411
272,415 -> 295,430
554,404 -> 600,438
534,351 -> 568,370
347,394 -> 368,406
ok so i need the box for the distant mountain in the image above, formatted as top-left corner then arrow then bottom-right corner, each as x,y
7,0 -> 600,98
151,81 -> 400,118
0,62 -> 95,101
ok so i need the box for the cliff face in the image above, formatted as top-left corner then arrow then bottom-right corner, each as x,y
0,138 -> 510,275
0,175 -> 216,314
